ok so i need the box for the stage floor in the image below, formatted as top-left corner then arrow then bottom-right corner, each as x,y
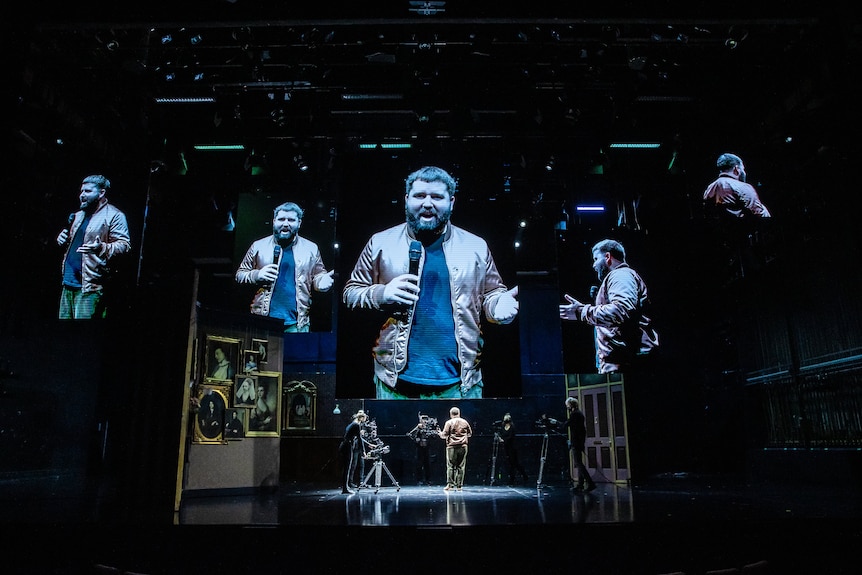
3,473 -> 861,574
178,473 -> 862,527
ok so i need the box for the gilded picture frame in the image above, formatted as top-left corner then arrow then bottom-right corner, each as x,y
245,371 -> 281,437
283,380 -> 317,432
204,335 -> 241,383
242,350 -> 260,374
193,384 -> 229,444
224,408 -> 246,440
233,374 -> 258,408
251,338 -> 269,365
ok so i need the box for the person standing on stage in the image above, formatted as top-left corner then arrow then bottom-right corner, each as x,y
498,413 -> 529,486
235,201 -> 334,332
350,415 -> 370,488
546,397 -> 596,492
338,410 -> 367,494
407,413 -> 438,485
438,406 -> 472,491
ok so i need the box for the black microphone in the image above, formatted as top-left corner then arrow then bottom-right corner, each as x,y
589,285 -> 599,301
67,213 -> 75,227
391,241 -> 422,321
271,244 -> 282,284
408,240 -> 422,278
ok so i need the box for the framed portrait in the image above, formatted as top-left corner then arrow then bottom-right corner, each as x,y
251,338 -> 269,365
283,380 -> 317,432
204,335 -> 241,383
224,408 -> 246,440
242,350 -> 260,374
246,371 -> 281,438
194,384 -> 229,444
233,374 -> 258,408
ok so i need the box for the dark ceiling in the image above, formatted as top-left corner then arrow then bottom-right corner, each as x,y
12,1 -> 852,188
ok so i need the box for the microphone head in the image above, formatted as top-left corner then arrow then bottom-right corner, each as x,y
589,285 -> 599,299
409,240 -> 422,261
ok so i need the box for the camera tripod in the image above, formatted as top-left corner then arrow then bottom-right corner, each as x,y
362,454 -> 400,494
537,430 -> 551,490
489,431 -> 501,486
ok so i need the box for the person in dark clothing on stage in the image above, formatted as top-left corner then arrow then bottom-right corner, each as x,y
497,413 -> 529,486
407,413 -> 439,485
339,410 -> 367,494
546,397 -> 596,492
350,416 -> 370,488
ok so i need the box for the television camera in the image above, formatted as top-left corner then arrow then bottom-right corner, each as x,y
535,415 -> 560,431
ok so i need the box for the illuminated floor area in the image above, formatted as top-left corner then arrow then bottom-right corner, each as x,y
177,473 -> 862,527
3,474 -> 861,574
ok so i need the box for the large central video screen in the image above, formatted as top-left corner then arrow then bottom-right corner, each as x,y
333,156 -> 524,400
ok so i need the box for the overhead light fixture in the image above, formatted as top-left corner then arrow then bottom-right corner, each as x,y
341,93 -> 404,101
608,143 -> 661,149
332,403 -> 341,415
154,96 -> 215,104
358,143 -> 412,149
294,155 -> 309,172
408,1 -> 446,15
193,144 -> 245,151
545,155 -> 555,171
576,205 -> 605,212
271,109 -> 286,128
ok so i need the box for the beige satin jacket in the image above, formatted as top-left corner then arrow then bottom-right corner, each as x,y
342,222 -> 512,394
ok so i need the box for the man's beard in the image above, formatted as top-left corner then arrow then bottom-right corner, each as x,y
274,229 -> 296,244
406,207 -> 451,237
595,263 -> 610,282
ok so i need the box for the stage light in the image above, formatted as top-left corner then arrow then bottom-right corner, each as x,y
608,143 -> 661,149
332,404 -> 341,415
545,155 -> 555,171
194,144 -> 245,151
294,155 -> 309,172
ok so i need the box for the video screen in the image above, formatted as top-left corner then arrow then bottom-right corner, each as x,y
333,155 -> 524,399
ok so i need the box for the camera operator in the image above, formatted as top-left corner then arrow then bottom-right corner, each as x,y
543,397 -> 596,492
406,413 -> 439,485
339,410 -> 368,494
497,413 -> 529,485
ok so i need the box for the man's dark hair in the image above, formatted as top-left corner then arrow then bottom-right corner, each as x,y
592,239 -> 626,262
82,174 -> 110,192
273,201 -> 304,220
716,153 -> 743,172
405,166 -> 457,196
